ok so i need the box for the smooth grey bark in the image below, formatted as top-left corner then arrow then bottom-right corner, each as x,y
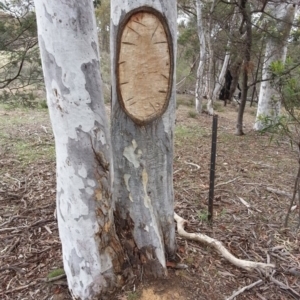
111,0 -> 177,278
34,1 -> 123,299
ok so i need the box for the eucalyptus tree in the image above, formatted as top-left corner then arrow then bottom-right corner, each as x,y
35,0 -> 177,298
254,2 -> 297,131
94,0 -> 110,53
195,0 -> 206,113
235,0 -> 252,135
34,1 -> 124,299
111,0 -> 177,277
178,0 -> 243,114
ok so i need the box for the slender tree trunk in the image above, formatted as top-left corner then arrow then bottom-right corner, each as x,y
111,1 -> 177,278
212,51 -> 230,101
34,1 -> 124,299
236,0 -> 252,136
203,0 -> 218,115
195,0 -> 206,113
228,57 -> 242,102
205,37 -> 214,114
250,41 -> 264,106
254,3 -> 296,131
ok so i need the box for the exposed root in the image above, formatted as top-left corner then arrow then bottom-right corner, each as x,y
174,213 -> 275,272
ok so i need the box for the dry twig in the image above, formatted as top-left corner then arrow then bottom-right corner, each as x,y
226,279 -> 263,300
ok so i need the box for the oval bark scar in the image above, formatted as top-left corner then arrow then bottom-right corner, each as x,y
117,8 -> 173,125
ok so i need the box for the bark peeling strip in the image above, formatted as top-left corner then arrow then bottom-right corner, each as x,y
142,168 -> 151,208
124,174 -> 131,191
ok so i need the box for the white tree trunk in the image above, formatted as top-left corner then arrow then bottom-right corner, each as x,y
204,0 -> 218,115
195,0 -> 206,113
254,3 -> 296,131
205,39 -> 214,115
111,1 -> 177,277
34,1 -> 123,299
212,52 -> 230,102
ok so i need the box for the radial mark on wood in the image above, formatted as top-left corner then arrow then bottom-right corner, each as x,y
133,20 -> 146,27
122,42 -> 136,46
151,23 -> 159,40
128,26 -> 140,36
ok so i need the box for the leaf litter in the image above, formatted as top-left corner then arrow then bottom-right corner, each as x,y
0,101 -> 299,300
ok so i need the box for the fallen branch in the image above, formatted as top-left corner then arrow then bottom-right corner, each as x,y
46,273 -> 66,282
0,218 -> 55,233
266,187 -> 293,198
0,281 -> 37,295
215,177 -> 239,188
269,276 -> 300,299
174,213 -> 275,271
184,161 -> 200,171
237,196 -> 262,213
226,279 -> 263,300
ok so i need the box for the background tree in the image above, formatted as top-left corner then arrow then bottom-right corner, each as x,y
195,0 -> 206,113
95,0 -> 110,54
235,0 -> 252,136
259,57 -> 300,228
177,8 -> 198,94
0,0 -> 42,105
254,2 -> 297,131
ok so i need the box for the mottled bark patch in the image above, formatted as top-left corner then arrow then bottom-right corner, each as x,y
39,38 -> 70,101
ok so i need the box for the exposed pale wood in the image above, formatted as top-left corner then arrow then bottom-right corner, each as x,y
118,10 -> 171,124
174,213 -> 275,271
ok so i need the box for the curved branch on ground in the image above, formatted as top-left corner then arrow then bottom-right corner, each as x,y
174,212 -> 275,272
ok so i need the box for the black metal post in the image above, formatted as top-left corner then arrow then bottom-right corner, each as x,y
208,115 -> 218,223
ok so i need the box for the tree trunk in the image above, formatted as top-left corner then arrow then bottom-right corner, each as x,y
34,1 -> 123,299
195,0 -> 206,113
110,1 -> 177,278
236,0 -> 252,136
228,57 -> 242,102
254,3 -> 296,131
212,51 -> 230,102
205,35 -> 214,115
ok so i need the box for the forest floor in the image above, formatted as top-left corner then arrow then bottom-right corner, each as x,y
0,95 -> 300,300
